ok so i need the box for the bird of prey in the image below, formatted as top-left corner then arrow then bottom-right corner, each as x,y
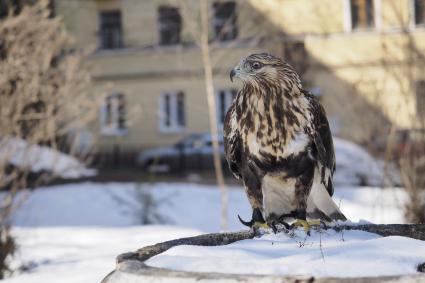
224,53 -> 346,232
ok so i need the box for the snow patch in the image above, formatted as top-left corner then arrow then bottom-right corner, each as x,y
0,137 -> 96,179
333,137 -> 390,186
146,229 -> 425,278
10,183 -> 407,229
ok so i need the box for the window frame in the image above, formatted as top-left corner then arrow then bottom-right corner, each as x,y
100,93 -> 127,136
98,10 -> 123,50
212,1 -> 238,41
410,0 -> 425,28
157,6 -> 182,46
344,0 -> 381,32
283,41 -> 309,76
159,91 -> 186,133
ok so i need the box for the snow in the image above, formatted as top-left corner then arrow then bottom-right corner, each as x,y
147,230 -> 425,278
0,137 -> 96,179
333,137 -> 389,186
11,182 -> 407,230
5,226 -> 201,283
2,182 -> 420,282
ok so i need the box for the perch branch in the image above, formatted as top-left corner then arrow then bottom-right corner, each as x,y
117,229 -> 255,263
333,224 -> 425,240
117,224 -> 425,264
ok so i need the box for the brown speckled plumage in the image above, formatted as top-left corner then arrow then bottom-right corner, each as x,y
224,53 -> 346,225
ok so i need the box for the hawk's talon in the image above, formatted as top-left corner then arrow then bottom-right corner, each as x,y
238,215 -> 268,231
270,221 -> 278,234
238,214 -> 254,227
291,219 -> 321,235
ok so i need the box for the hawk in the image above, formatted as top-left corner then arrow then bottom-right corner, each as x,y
224,53 -> 346,232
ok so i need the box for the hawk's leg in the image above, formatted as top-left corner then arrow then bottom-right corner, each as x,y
291,210 -> 322,235
238,208 -> 267,229
291,167 -> 320,235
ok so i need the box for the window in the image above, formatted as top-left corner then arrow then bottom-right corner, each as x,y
213,2 -> 237,41
416,80 -> 425,117
413,0 -> 425,26
159,91 -> 186,132
158,6 -> 182,45
101,93 -> 127,136
99,10 -> 123,49
216,89 -> 237,127
348,0 -> 375,30
283,41 -> 308,76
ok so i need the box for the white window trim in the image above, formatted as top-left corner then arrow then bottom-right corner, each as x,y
409,0 -> 425,29
100,93 -> 128,137
409,0 -> 415,28
158,92 -> 186,134
343,0 -> 382,32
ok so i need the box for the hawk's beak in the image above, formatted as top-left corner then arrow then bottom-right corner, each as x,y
230,68 -> 236,82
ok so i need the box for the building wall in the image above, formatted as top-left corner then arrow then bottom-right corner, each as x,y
90,44 -> 281,153
249,0 -> 425,138
55,0 -> 425,155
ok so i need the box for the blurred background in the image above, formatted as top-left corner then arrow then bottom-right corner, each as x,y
0,0 -> 424,282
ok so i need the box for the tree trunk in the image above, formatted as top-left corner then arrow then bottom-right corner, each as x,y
199,0 -> 228,231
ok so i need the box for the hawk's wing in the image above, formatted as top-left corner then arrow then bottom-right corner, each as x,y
223,101 -> 242,179
306,91 -> 336,196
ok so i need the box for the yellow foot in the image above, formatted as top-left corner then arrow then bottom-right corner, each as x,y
252,222 -> 269,230
292,219 -> 321,233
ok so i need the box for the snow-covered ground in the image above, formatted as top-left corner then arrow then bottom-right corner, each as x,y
11,182 -> 407,230
147,230 -> 425,278
333,137 -> 394,186
3,182 -> 419,282
6,226 -> 200,283
0,137 -> 95,179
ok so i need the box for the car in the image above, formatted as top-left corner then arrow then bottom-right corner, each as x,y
138,133 -> 391,185
136,133 -> 226,173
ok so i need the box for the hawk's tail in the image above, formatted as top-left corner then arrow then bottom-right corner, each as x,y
307,173 -> 347,222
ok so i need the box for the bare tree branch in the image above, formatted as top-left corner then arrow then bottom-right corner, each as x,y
0,0 -> 99,276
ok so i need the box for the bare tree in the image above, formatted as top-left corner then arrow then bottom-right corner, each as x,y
0,0 -> 99,276
177,0 -> 278,231
199,0 -> 228,231
376,2 -> 425,223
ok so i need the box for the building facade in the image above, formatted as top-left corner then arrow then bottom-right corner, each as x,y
54,0 -> 425,161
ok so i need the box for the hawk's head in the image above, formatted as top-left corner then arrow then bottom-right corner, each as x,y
230,53 -> 302,92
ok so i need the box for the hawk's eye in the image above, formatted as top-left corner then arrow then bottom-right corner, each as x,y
252,62 -> 262,70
